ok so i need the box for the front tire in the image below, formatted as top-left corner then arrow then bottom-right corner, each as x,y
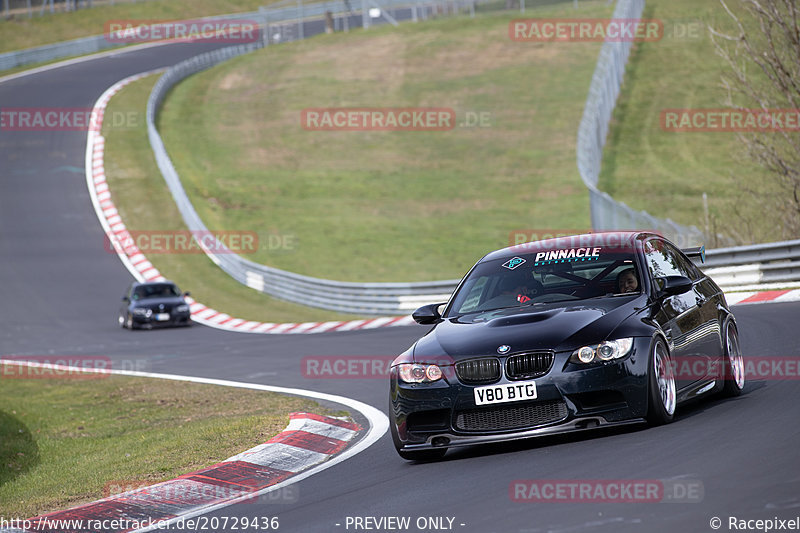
647,338 -> 676,425
721,323 -> 745,397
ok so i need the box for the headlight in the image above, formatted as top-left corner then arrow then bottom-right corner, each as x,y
397,363 -> 444,384
571,338 -> 634,364
175,304 -> 190,313
132,308 -> 152,317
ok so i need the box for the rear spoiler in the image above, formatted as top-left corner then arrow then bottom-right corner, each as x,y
682,245 -> 706,264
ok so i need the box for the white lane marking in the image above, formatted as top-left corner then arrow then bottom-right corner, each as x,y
0,359 -> 389,533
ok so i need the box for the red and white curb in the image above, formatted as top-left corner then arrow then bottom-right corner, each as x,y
1,413 -> 360,533
85,72 -> 415,334
724,288 -> 800,306
0,361 -> 389,533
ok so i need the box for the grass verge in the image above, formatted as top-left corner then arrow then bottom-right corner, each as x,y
103,74 -> 359,323
0,363 -> 341,519
157,2 -> 616,283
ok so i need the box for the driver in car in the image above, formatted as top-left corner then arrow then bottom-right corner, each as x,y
500,274 -> 544,303
616,268 -> 639,294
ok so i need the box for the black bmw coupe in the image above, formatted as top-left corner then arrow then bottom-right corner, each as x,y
119,281 -> 192,329
390,232 -> 745,460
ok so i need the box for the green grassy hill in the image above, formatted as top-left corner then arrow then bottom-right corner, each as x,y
157,2 -> 617,282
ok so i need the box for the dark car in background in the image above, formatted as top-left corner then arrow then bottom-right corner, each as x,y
390,232 -> 745,460
119,281 -> 192,329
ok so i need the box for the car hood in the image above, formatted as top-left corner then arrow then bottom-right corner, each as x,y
412,296 -> 645,361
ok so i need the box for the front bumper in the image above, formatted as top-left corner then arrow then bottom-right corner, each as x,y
390,337 -> 651,452
130,311 -> 191,327
399,416 -> 646,451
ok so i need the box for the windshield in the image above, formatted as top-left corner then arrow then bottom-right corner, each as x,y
133,283 -> 181,300
446,250 -> 640,316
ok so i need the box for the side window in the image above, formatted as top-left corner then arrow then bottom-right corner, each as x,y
644,240 -> 685,280
457,276 -> 489,313
669,244 -> 702,281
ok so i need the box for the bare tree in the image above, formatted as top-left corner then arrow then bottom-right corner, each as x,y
709,0 -> 800,240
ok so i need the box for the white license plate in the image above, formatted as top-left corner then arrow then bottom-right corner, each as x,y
473,380 -> 538,406
155,313 -> 170,321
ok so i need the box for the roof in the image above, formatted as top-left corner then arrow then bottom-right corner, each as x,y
481,231 -> 654,262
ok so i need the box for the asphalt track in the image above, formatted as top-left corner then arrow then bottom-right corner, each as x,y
2,31 -> 800,533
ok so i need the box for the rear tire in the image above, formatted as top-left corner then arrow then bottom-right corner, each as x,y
721,323 -> 745,397
647,338 -> 676,425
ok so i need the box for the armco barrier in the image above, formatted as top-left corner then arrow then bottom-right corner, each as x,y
0,34 -> 118,71
702,239 -> 800,289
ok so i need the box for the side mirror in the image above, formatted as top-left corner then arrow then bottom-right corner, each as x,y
412,303 -> 445,325
183,291 -> 191,297
656,276 -> 693,297
122,296 -> 130,302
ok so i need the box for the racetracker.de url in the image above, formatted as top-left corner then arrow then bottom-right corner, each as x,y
0,516 -> 279,531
